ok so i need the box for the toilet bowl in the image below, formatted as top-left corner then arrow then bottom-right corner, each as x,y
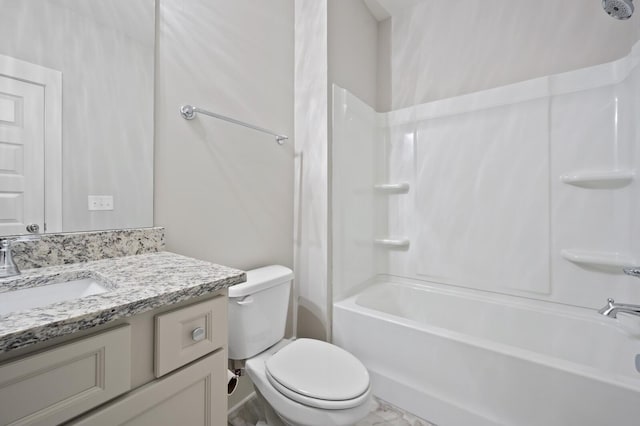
246,339 -> 374,426
228,265 -> 373,426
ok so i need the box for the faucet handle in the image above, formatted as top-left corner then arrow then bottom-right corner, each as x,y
623,267 -> 640,278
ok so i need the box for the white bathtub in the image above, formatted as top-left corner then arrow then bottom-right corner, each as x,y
333,279 -> 640,426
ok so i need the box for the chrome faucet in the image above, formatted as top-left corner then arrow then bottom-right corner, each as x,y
0,235 -> 40,279
598,298 -> 640,318
597,267 -> 640,318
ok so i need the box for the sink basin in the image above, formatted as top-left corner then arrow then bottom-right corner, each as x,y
0,278 -> 110,315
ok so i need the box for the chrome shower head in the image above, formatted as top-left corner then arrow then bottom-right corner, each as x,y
603,0 -> 634,20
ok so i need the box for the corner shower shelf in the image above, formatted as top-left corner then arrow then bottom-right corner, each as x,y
560,170 -> 634,189
374,238 -> 410,248
560,249 -> 637,269
374,183 -> 410,194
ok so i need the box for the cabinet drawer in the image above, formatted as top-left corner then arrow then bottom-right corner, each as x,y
155,296 -> 226,377
0,325 -> 131,426
68,349 -> 226,426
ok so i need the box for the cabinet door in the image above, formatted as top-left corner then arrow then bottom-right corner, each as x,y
0,325 -> 131,426
69,349 -> 227,426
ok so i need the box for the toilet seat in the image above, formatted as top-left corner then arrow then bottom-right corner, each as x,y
265,338 -> 370,410
246,339 -> 374,426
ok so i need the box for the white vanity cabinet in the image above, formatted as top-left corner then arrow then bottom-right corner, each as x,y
0,292 -> 229,426
68,350 -> 226,426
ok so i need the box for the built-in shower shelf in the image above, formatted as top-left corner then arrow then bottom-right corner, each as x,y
374,183 -> 410,194
374,238 -> 410,248
560,170 -> 634,189
561,249 -> 637,268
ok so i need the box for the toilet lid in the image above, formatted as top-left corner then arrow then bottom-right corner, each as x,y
265,339 -> 370,407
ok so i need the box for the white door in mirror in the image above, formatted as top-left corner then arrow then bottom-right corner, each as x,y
0,73 -> 45,235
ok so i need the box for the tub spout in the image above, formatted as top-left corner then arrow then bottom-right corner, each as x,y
598,298 -> 640,318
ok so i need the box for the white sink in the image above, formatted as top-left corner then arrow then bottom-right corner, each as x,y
0,278 -> 110,315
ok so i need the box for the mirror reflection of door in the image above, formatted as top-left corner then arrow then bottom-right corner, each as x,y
0,55 -> 61,235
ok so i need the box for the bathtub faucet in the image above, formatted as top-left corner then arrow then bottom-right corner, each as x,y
598,298 -> 640,318
598,268 -> 640,318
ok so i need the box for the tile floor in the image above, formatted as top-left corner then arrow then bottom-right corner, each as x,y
228,395 -> 436,426
357,399 -> 435,426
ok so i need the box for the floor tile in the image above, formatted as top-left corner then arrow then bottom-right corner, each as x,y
229,395 -> 436,426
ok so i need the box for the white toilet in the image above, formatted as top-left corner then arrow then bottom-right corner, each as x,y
228,265 -> 374,426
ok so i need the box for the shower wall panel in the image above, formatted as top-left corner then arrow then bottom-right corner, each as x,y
331,86 -> 379,301
332,43 -> 640,309
412,99 -> 550,295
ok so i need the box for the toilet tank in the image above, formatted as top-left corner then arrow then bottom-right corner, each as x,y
228,265 -> 293,360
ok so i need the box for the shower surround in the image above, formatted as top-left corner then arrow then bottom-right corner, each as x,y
332,42 -> 640,425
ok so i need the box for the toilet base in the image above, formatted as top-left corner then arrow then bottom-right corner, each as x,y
254,389 -> 287,426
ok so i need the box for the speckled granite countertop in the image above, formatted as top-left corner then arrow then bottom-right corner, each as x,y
0,252 -> 245,353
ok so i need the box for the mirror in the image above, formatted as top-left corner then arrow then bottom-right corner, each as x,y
0,0 -> 155,236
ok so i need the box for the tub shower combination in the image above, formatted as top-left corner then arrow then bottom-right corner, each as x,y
334,279 -> 640,425
331,43 -> 640,425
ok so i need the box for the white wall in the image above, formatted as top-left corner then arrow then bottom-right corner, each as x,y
388,0 -> 640,108
0,0 -> 154,232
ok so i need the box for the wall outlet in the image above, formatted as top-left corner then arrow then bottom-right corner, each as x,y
88,195 -> 114,211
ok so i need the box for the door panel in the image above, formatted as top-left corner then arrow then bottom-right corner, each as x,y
0,75 -> 45,235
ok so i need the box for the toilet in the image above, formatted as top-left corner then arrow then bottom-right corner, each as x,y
228,265 -> 374,426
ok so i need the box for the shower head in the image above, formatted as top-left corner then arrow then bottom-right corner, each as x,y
602,0 -> 634,20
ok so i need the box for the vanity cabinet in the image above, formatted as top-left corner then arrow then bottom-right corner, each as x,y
68,350 -> 226,426
0,292 -> 228,426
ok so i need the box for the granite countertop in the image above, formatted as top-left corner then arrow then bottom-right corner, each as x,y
0,251 -> 246,353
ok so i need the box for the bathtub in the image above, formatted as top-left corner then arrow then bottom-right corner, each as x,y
333,278 -> 640,426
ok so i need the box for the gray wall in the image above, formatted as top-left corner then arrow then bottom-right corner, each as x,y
154,0 -> 294,271
328,0 -> 378,108
0,0 -> 154,232
386,0 -> 640,108
376,18 -> 392,112
154,0 -> 294,410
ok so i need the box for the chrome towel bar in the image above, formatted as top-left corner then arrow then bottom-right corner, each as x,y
179,104 -> 288,145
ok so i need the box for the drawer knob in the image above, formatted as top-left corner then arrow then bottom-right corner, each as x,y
191,327 -> 206,342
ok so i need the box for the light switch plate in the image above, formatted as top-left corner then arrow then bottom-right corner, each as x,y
88,195 -> 114,211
